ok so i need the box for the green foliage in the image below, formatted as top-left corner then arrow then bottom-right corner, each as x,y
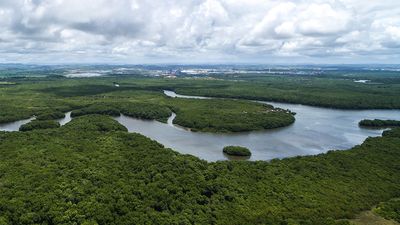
19,120 -> 60,131
36,111 -> 66,120
1,75 -> 399,125
359,119 -> 400,128
63,115 -> 128,132
0,81 -> 84,123
171,76 -> 400,109
223,146 -> 251,156
0,104 -> 33,123
170,98 -> 295,132
41,84 -> 129,97
374,199 -> 400,222
118,102 -> 171,122
71,102 -> 172,122
1,74 -> 400,224
0,116 -> 399,224
71,104 -> 121,117
383,128 -> 400,138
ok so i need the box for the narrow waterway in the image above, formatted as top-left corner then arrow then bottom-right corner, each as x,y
0,117 -> 35,132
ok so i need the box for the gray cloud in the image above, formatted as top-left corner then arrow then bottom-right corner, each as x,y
0,0 -> 399,63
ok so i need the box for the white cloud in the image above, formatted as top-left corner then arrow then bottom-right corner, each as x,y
0,0 -> 399,63
297,3 -> 352,36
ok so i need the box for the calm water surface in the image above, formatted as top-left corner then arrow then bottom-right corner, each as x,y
1,91 -> 399,162
57,112 -> 72,126
0,117 -> 35,132
0,112 -> 71,132
115,91 -> 400,161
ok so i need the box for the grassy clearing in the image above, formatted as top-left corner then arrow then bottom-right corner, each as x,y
349,210 -> 399,225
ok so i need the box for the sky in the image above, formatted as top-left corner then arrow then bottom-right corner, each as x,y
0,0 -> 399,64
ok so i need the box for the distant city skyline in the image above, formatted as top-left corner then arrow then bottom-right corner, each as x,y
0,0 -> 399,64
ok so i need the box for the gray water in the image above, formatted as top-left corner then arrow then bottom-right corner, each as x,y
0,112 -> 71,132
57,112 -> 72,126
1,91 -> 400,162
116,90 -> 400,161
0,117 -> 35,132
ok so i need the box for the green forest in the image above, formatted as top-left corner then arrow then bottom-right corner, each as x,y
171,76 -> 400,109
374,198 -> 400,223
0,115 -> 399,224
19,120 -> 60,131
0,75 -> 399,224
170,98 -> 295,132
0,77 -> 296,133
359,119 -> 400,128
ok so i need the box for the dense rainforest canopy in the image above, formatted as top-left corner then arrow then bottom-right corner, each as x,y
0,115 -> 399,224
0,75 -> 399,224
171,98 -> 294,132
19,120 -> 60,131
359,119 -> 400,128
0,77 -> 295,132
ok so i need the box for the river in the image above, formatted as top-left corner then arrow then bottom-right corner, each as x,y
1,91 -> 400,161
115,91 -> 400,161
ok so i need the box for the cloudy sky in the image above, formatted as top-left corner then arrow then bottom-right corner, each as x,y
0,0 -> 399,64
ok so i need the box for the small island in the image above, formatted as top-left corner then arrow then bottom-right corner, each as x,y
359,119 -> 400,128
223,146 -> 252,157
171,99 -> 295,133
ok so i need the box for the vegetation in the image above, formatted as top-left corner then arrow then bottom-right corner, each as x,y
1,74 -> 399,126
374,199 -> 400,223
41,84 -> 130,97
0,73 -> 400,223
0,113 -> 399,224
170,76 -> 400,109
71,102 -> 172,122
71,104 -> 121,117
359,119 -> 400,128
349,210 -> 398,225
119,102 -> 172,122
170,98 -> 295,132
223,146 -> 251,156
64,114 -> 128,132
0,79 -> 82,124
19,120 -> 60,131
0,77 -> 292,132
1,68 -> 400,112
36,111 -> 66,120
0,104 -> 33,124
383,128 -> 400,138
